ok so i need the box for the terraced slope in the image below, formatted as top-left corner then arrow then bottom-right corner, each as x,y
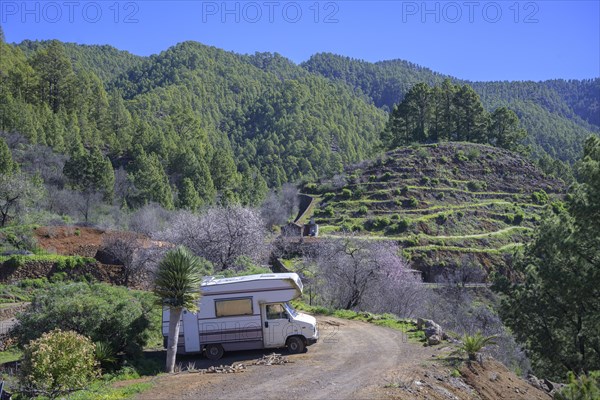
305,142 -> 565,281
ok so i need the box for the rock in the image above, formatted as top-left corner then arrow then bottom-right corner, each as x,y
424,320 -> 444,337
428,334 -> 442,345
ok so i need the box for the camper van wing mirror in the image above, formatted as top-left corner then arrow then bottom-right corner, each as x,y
264,321 -> 269,328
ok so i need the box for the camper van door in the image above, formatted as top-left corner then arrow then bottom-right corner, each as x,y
262,303 -> 290,348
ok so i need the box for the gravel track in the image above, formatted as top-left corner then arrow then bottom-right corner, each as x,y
136,316 -> 436,400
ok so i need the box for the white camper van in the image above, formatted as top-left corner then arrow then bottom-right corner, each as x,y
162,273 -> 318,360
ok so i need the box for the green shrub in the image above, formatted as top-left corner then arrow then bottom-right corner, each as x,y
14,282 -> 157,356
420,176 -> 430,185
364,217 -> 391,231
20,329 -> 98,397
368,174 -> 377,182
387,219 -> 410,234
18,277 -> 50,289
390,214 -> 400,221
417,147 -> 429,159
408,197 -> 419,208
436,213 -> 449,224
303,183 -> 318,193
467,148 -> 480,161
455,150 -> 468,162
49,272 -> 68,283
430,178 -> 440,185
404,235 -> 419,247
0,225 -> 39,252
353,186 -> 366,199
323,206 -> 335,217
531,189 -> 549,204
341,188 -> 353,199
400,186 -> 409,195
513,211 -> 525,225
357,205 -> 368,216
467,180 -> 487,192
323,192 -> 336,201
437,192 -> 445,200
551,201 -> 566,215
352,223 -> 364,232
381,172 -> 393,181
339,222 -> 353,232
555,371 -> 600,400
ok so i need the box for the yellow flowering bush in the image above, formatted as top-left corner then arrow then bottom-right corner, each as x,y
20,329 -> 98,398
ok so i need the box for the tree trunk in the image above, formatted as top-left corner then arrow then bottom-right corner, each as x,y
166,306 -> 183,373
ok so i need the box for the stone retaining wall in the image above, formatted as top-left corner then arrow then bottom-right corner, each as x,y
0,259 -> 125,285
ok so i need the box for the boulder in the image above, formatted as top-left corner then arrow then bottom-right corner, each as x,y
427,334 -> 442,345
424,320 -> 445,339
416,318 -> 446,345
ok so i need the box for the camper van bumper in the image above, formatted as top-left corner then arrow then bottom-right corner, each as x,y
306,337 -> 318,346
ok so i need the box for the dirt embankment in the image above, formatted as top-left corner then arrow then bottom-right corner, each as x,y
135,316 -> 549,400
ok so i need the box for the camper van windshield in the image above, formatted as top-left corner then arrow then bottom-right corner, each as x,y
284,302 -> 298,317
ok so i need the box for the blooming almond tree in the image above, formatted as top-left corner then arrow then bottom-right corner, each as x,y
163,206 -> 269,270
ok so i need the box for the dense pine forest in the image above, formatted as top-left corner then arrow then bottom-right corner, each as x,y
304,53 -> 599,164
1,27 -> 599,213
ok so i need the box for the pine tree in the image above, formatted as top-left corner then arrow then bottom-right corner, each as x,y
453,85 -> 488,143
130,147 -> 174,209
63,147 -> 115,200
29,40 -> 75,113
499,136 -> 600,379
488,107 -> 527,151
178,177 -> 202,211
0,137 -> 15,174
209,147 -> 240,193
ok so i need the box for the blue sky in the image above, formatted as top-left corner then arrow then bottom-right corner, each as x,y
1,1 -> 599,81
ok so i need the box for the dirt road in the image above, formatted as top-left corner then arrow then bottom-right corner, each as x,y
136,316 -> 438,400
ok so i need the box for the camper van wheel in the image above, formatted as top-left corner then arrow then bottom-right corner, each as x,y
205,344 -> 224,360
286,336 -> 305,354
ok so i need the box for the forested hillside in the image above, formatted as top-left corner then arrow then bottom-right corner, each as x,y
0,29 -> 598,214
302,53 -> 599,163
0,35 -> 386,209
16,39 -> 144,82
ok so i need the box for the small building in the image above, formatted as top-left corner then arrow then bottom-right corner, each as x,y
281,219 -> 319,238
304,218 -> 319,237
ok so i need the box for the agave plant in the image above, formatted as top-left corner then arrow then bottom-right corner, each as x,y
459,332 -> 498,361
94,341 -> 117,371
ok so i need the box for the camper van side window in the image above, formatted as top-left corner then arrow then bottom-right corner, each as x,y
215,298 -> 253,317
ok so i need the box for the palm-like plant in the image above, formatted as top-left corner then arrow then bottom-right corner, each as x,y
154,246 -> 205,373
459,332 -> 498,361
